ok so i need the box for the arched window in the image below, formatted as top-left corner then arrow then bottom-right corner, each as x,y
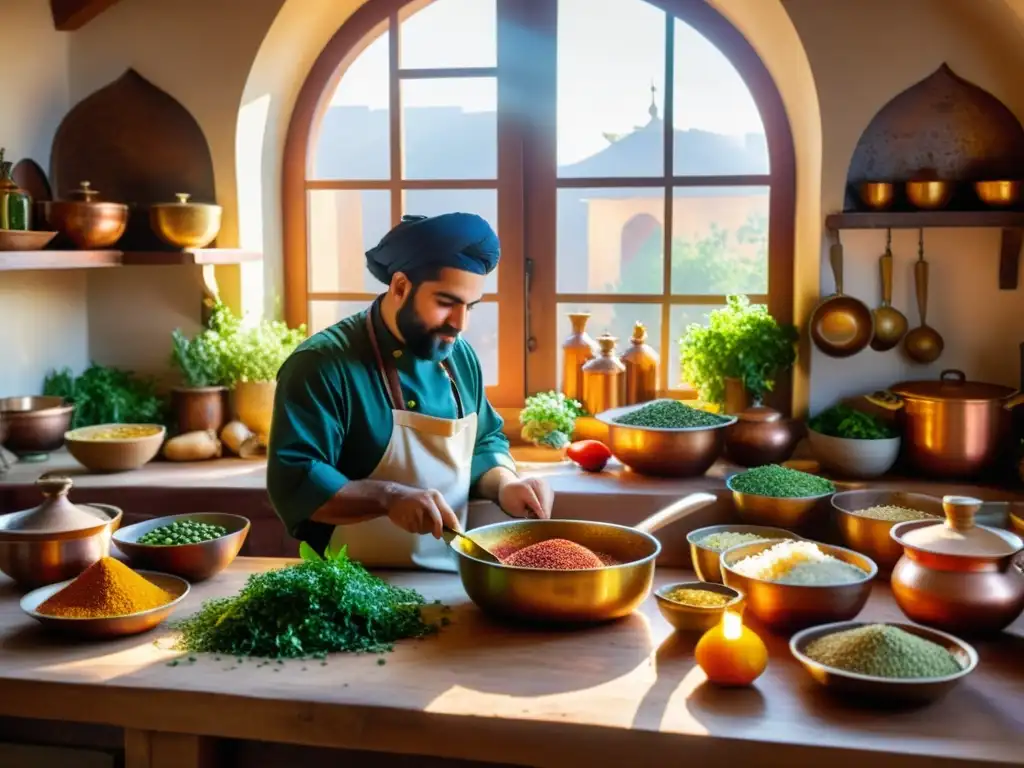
284,0 -> 795,411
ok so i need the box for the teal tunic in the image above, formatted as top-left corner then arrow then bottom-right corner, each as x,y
267,301 -> 516,551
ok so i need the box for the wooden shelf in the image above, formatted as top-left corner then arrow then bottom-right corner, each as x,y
826,210 -> 1024,290
0,248 -> 261,272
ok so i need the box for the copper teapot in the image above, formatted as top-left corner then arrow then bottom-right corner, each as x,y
723,401 -> 803,467
889,495 -> 1024,635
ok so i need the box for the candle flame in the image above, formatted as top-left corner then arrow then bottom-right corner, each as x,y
722,609 -> 743,640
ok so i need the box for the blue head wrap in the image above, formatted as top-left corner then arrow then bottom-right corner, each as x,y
365,213 -> 500,285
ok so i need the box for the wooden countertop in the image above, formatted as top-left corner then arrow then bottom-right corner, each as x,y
0,558 -> 1020,766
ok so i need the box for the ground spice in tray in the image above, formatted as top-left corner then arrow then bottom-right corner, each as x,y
37,557 -> 174,618
804,624 -> 962,679
664,587 -> 732,608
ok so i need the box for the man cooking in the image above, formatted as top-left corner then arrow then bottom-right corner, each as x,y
266,212 -> 554,570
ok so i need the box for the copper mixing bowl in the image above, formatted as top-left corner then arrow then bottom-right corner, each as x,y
974,180 -> 1020,208
687,523 -> 803,584
726,474 -> 833,529
112,512 -> 250,581
905,180 -> 953,210
37,181 -> 128,249
0,396 -> 74,457
150,193 -> 222,249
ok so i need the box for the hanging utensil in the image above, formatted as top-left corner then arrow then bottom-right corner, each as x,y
870,229 -> 908,351
810,232 -> 874,357
903,229 -> 944,364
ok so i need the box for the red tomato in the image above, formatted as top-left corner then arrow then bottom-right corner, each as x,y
566,440 -> 612,472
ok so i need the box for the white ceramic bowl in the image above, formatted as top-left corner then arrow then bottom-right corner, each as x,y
807,430 -> 901,479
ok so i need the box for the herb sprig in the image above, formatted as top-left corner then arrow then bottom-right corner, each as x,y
809,404 -> 897,440
519,391 -> 586,449
42,364 -> 168,429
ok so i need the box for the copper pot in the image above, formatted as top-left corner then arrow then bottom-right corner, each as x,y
890,495 -> 1024,635
0,396 -> 74,457
172,386 -> 227,434
723,401 -> 802,466
150,193 -> 222,249
866,369 -> 1024,478
37,181 -> 128,249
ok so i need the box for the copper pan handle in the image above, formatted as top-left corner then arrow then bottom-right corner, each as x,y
634,492 -> 718,535
915,258 -> 929,326
865,390 -> 905,412
880,248 -> 894,307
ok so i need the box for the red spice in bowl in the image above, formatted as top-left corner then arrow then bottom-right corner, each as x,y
503,538 -> 604,570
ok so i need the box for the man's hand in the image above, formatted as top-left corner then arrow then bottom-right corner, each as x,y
498,476 -> 554,520
386,485 -> 461,538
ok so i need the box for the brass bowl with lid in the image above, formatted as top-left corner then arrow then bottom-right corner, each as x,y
37,181 -> 128,249
0,476 -> 123,589
890,495 -> 1024,635
150,193 -> 222,249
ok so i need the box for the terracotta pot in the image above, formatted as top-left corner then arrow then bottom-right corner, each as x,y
172,386 -> 227,435
233,381 -> 276,439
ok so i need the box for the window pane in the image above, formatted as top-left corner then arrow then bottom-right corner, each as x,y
308,301 -> 370,335
669,186 -> 768,295
670,304 -> 723,389
400,0 -> 496,70
402,78 -> 496,180
557,187 -> 664,294
308,190 -> 390,293
313,31 -> 389,180
462,302 -> 499,387
556,303 -> 661,391
557,0 -> 666,176
672,18 -> 768,176
404,188 -> 498,293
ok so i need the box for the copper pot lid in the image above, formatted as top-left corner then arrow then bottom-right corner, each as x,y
895,495 -> 1022,558
890,369 -> 1015,403
0,476 -> 109,535
737,403 -> 782,423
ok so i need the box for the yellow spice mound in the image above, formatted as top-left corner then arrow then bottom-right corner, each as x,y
37,557 -> 175,618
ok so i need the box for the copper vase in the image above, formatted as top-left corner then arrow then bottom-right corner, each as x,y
723,401 -> 801,467
172,386 -> 228,435
621,321 -> 659,405
581,335 -> 625,416
562,313 -> 598,401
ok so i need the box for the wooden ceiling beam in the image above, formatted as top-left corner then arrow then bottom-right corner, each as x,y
50,0 -> 123,31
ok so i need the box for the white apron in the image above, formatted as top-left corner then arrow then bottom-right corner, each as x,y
327,310 -> 477,572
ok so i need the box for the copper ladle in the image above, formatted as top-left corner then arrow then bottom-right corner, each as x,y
870,228 -> 908,351
903,229 -> 944,364
810,233 -> 874,357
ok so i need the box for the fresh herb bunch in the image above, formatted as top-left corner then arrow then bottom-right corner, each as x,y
169,301 -> 239,388
809,404 -> 897,440
519,391 -> 586,449
172,543 -> 442,659
42,364 -> 168,429
680,295 -> 798,406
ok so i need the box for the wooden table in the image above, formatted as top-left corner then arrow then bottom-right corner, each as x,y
0,558 -> 1020,768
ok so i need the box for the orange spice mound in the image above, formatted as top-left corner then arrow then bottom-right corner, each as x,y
37,557 -> 174,619
503,538 -> 604,570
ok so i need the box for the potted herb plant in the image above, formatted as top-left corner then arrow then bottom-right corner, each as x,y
679,295 -> 797,413
169,301 -> 236,434
519,391 -> 586,458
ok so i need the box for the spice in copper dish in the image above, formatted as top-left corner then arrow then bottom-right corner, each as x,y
503,538 -> 604,569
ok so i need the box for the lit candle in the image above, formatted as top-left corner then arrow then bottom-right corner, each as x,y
695,609 -> 768,686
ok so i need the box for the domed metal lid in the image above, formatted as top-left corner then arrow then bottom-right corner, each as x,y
896,495 -> 1022,559
0,476 -> 109,535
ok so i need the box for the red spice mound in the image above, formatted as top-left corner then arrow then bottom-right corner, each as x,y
503,538 -> 604,570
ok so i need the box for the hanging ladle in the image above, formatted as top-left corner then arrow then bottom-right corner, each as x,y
870,228 -> 908,351
810,231 -> 874,357
903,229 -> 944,364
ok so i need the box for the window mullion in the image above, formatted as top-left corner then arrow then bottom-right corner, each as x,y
661,11 -> 676,392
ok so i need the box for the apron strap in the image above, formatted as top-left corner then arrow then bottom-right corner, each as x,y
365,301 -> 466,419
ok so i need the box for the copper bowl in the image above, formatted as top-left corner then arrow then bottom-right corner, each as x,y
37,181 -> 128,249
905,180 -> 953,210
790,620 -> 978,706
830,490 -> 943,578
687,523 -> 803,584
0,229 -> 58,251
0,396 -> 74,457
150,193 -> 222,249
720,539 -> 877,633
726,473 -> 834,529
113,512 -> 250,581
654,581 -> 743,633
858,182 -> 895,210
974,180 -> 1020,208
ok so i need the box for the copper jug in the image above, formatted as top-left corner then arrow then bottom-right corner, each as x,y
562,313 -> 598,401
581,334 -> 625,416
621,321 -> 659,405
723,401 -> 801,467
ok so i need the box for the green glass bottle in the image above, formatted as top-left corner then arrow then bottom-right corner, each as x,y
0,148 -> 32,231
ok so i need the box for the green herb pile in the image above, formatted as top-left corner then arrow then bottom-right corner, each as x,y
519,391 -> 586,449
729,464 -> 835,498
804,624 -> 961,679
808,404 -> 897,440
172,544 -> 443,659
613,399 -> 730,429
42,364 -> 168,429
139,520 -> 227,546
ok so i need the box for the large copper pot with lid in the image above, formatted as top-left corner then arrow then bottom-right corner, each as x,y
889,495 -> 1024,635
867,369 -> 1024,478
37,181 -> 128,249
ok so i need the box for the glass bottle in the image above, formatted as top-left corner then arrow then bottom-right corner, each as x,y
621,321 -> 659,404
581,334 -> 625,416
0,148 -> 32,231
561,312 -> 598,401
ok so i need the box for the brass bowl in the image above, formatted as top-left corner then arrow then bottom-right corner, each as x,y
37,181 -> 128,249
687,524 -> 803,584
113,512 -> 250,582
905,180 -> 953,210
790,620 -> 978,706
654,581 -> 743,633
20,569 -> 190,639
857,182 -> 894,210
0,229 -> 58,251
595,401 -> 736,477
0,503 -> 123,590
720,539 -> 878,633
831,490 -> 942,578
0,396 -> 74,457
64,423 -> 166,472
726,474 -> 833,529
974,180 -> 1020,208
150,193 -> 222,249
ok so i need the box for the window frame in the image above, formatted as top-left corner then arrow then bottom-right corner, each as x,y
282,0 -> 796,414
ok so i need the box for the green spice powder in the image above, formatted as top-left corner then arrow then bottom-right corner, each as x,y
614,400 -> 730,429
804,624 -> 962,679
729,464 -> 835,498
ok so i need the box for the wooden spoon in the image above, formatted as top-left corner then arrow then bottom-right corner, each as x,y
870,229 -> 908,351
903,229 -> 944,364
